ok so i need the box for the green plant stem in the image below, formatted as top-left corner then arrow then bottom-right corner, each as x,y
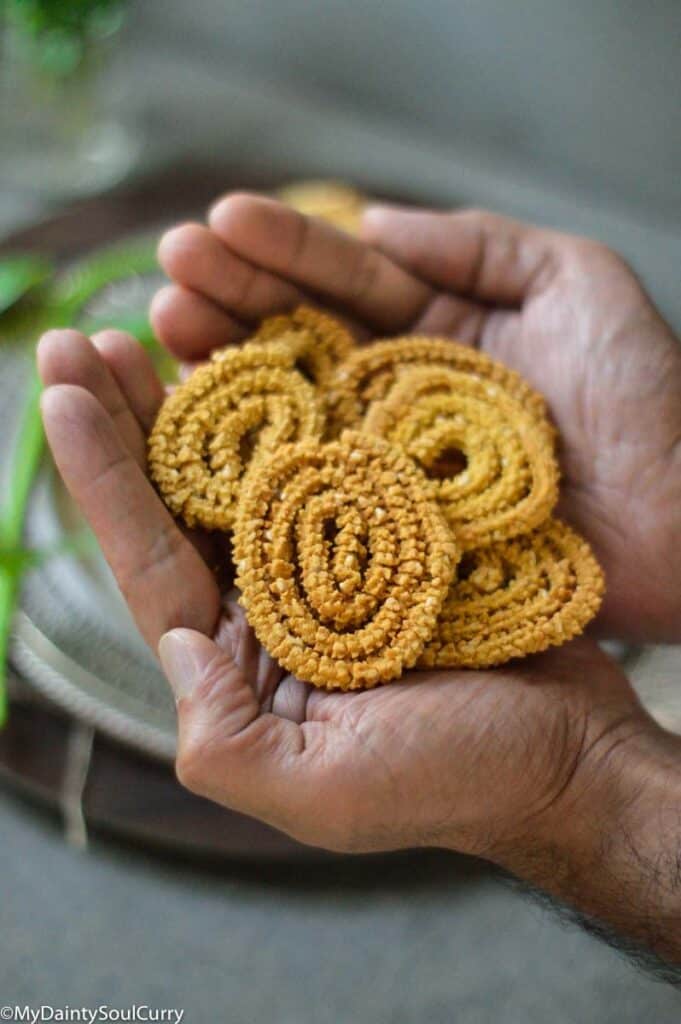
0,373 -> 44,726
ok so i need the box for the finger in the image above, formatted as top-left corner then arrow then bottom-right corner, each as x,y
216,597 -> 284,707
150,284 -> 249,359
37,329 -> 148,467
362,205 -> 560,306
41,384 -> 220,649
271,674 -> 313,724
159,628 -> 318,830
158,222 -> 305,321
208,193 -> 432,332
90,329 -> 166,433
407,291 -> 489,345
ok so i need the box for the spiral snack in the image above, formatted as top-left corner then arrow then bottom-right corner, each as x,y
277,180 -> 366,235
418,519 -> 604,670
252,305 -> 355,391
233,430 -> 458,690
327,336 -> 554,440
148,340 -> 324,531
363,364 -> 558,548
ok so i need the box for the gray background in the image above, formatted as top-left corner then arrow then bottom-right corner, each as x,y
3,1 -> 681,1019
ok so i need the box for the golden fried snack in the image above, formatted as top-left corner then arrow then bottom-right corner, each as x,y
418,519 -> 605,669
148,340 -> 324,531
327,336 -> 554,441
277,179 -> 366,235
252,304 -> 355,391
363,364 -> 559,548
233,430 -> 458,690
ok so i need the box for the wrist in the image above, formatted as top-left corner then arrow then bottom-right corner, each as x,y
494,715 -> 681,960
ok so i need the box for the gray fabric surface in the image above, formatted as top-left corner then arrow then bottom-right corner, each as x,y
2,791 -> 681,1022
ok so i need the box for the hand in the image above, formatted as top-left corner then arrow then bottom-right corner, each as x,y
36,327 -> 285,705
34,323 -> 660,856
36,203 -> 681,966
151,196 -> 681,643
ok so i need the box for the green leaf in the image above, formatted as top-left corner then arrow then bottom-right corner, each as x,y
51,238 -> 158,320
0,254 -> 52,315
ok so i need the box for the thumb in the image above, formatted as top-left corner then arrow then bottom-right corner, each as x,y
158,628 -> 306,824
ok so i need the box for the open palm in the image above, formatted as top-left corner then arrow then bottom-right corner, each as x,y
37,195 -> 673,853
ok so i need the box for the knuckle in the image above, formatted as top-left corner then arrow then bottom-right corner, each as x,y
570,236 -> 625,270
175,736 -> 208,794
348,247 -> 381,303
453,206 -> 487,222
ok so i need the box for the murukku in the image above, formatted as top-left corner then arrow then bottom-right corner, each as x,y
418,519 -> 605,670
327,336 -> 554,441
148,340 -> 324,531
252,304 -> 355,391
363,364 -> 559,548
233,430 -> 458,690
277,180 -> 366,235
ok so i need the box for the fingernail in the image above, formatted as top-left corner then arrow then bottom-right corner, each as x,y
158,628 -> 213,702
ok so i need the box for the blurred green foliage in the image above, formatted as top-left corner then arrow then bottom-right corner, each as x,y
0,237 -> 162,725
2,0 -> 127,77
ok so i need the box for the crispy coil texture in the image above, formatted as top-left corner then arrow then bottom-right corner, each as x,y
148,340 -> 324,531
363,364 -> 559,548
253,304 -> 355,391
418,519 -> 604,669
233,430 -> 458,690
327,336 -> 553,439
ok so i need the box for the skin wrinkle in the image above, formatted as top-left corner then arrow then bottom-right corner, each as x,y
455,214 -> 557,306
395,278 -> 436,334
119,517 -> 188,602
228,248 -> 261,315
415,299 -> 486,345
285,209 -> 314,286
332,715 -> 411,850
82,444 -> 131,499
345,244 -> 383,310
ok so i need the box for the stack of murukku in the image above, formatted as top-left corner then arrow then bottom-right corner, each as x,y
148,305 -> 604,690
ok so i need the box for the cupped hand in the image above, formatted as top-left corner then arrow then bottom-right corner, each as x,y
35,326 -> 649,862
34,326 -> 651,857
35,195 -> 677,859
151,196 -> 681,643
